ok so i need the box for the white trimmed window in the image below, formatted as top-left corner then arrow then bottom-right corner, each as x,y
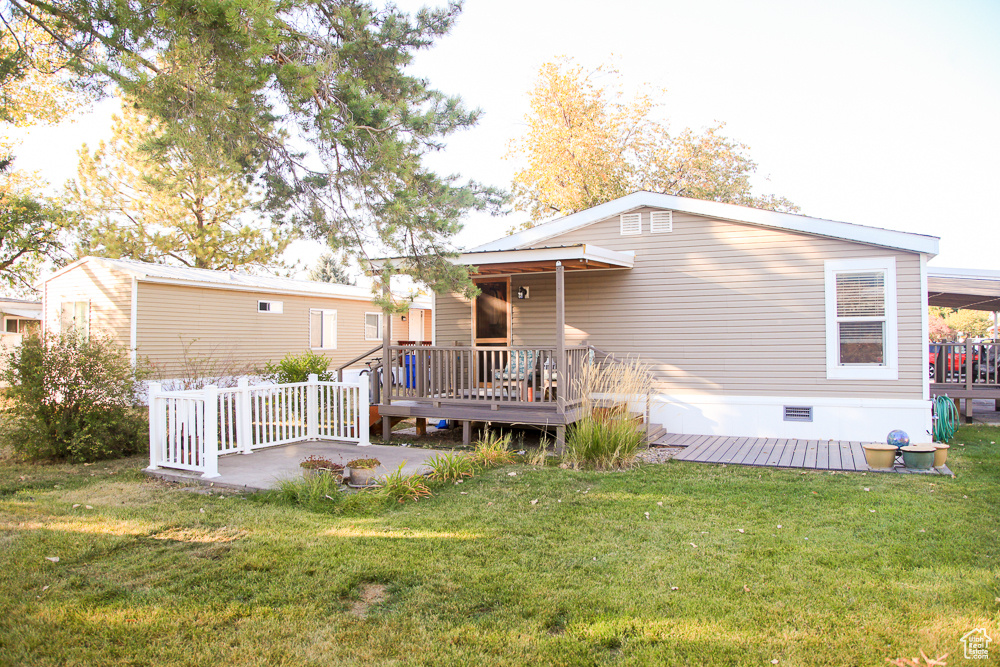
650,210 -> 673,233
365,312 -> 383,341
310,309 -> 337,349
824,258 -> 898,380
620,213 -> 641,235
258,300 -> 283,313
59,301 -> 90,338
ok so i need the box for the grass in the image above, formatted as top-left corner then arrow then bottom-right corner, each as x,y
1,427 -> 998,665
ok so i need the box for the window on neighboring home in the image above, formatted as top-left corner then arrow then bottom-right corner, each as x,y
59,301 -> 90,338
824,258 -> 898,380
310,309 -> 337,349
365,312 -> 383,341
258,300 -> 283,313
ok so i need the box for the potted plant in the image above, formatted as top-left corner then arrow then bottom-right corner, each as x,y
299,455 -> 344,483
900,445 -> 936,470
346,457 -> 382,486
862,443 -> 897,470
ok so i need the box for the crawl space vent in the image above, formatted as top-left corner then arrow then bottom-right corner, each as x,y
783,406 -> 813,422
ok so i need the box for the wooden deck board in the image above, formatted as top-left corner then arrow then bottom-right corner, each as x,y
850,442 -> 870,471
776,439 -> 797,467
789,441 -> 807,468
765,439 -> 788,467
803,441 -> 819,469
673,435 -> 712,460
719,437 -> 753,464
827,441 -> 842,470
701,436 -> 740,463
736,438 -> 767,465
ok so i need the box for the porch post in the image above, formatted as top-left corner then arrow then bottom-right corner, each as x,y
555,261 -> 566,417
146,382 -> 162,470
306,373 -> 319,440
381,280 -> 392,441
236,377 -> 252,455
202,385 -> 220,479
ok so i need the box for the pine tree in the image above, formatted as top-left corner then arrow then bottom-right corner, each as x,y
308,254 -> 356,285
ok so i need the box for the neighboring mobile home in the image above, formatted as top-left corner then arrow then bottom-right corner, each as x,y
0,297 -> 41,357
40,257 -> 431,380
377,192 -> 938,444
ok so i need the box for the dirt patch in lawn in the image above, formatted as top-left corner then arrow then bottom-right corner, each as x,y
349,583 -> 388,618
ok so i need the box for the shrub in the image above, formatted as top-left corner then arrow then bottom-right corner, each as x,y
262,350 -> 334,384
380,464 -> 432,503
565,357 -> 653,470
1,333 -> 149,462
425,450 -> 474,482
346,457 -> 380,470
471,429 -> 515,468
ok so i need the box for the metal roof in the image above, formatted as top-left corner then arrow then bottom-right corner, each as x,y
928,267 -> 1000,312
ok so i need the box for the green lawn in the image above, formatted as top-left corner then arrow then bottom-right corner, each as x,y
2,427 -> 998,666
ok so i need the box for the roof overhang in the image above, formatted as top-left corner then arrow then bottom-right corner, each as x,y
461,244 -> 635,275
928,267 -> 1000,312
0,307 -> 41,318
472,192 -> 940,257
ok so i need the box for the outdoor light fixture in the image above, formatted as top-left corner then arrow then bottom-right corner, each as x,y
517,286 -> 529,299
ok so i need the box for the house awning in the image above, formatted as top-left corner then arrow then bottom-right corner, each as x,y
928,268 -> 1000,312
458,244 -> 635,275
0,307 -> 41,319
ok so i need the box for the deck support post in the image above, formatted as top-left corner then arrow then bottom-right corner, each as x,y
555,425 -> 565,455
382,416 -> 392,442
416,417 -> 427,436
555,262 -> 566,417
382,280 -> 391,407
462,420 -> 471,446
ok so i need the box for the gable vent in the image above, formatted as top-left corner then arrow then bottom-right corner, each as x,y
783,406 -> 813,422
650,210 -> 673,233
619,213 -> 641,236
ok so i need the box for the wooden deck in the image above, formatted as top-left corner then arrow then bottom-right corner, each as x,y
660,433 -> 952,475
378,399 -> 583,426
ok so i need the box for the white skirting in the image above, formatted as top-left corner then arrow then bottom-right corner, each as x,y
650,393 -> 933,444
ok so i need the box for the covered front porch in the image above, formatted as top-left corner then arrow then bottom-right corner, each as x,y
372,244 -> 638,447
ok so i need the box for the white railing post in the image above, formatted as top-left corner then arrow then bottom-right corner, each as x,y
202,385 -> 220,478
357,379 -> 371,446
146,382 -> 162,470
307,373 -> 319,440
237,377 -> 252,455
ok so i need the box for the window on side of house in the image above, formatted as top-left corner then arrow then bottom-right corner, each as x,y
258,300 -> 283,313
824,258 -> 898,380
310,309 -> 337,349
59,301 -> 90,338
365,312 -> 383,341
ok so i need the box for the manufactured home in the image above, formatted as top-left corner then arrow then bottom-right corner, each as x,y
40,257 -> 431,380
375,192 -> 939,445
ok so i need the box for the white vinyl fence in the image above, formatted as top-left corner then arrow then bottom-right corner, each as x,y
147,374 -> 369,478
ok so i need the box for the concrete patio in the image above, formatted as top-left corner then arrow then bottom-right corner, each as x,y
145,441 -> 448,492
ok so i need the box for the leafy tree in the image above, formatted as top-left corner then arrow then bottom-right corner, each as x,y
0,174 -> 63,290
929,307 -> 993,339
507,60 -> 797,222
928,310 -> 954,342
2,0 -> 502,299
309,253 -> 356,285
68,102 -> 294,270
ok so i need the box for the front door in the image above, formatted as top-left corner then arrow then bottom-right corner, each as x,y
474,279 -> 510,346
408,309 -> 424,341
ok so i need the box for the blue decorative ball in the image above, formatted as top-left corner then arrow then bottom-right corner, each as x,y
887,430 -> 910,448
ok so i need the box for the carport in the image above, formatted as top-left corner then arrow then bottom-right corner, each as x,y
928,267 -> 1000,421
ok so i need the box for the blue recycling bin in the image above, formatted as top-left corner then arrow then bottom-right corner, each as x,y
404,353 -> 416,388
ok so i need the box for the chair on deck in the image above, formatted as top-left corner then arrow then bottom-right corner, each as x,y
493,349 -> 537,400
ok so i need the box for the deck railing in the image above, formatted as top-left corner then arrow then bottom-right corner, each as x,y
148,374 -> 369,478
931,340 -> 1000,388
385,345 -> 590,411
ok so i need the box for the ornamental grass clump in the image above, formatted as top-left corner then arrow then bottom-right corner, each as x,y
276,473 -> 344,512
471,429 -> 515,468
565,357 -> 653,470
425,450 -> 474,483
380,464 -> 433,503
1,333 -> 149,462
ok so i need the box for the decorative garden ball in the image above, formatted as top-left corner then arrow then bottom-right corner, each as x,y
887,430 -> 910,449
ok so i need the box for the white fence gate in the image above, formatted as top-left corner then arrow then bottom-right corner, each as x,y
147,374 -> 370,478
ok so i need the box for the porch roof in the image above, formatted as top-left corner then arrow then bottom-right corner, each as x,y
459,244 -> 635,275
928,267 -> 1000,312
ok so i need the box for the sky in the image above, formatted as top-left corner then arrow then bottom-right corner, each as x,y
11,0 -> 1000,275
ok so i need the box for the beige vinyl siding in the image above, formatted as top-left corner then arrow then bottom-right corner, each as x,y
136,282 -> 384,378
439,208 -> 925,399
43,261 -> 132,345
434,291 -> 473,346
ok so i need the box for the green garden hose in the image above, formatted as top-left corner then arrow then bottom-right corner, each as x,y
932,394 -> 959,443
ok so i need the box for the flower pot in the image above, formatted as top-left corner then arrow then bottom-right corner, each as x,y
862,443 -> 897,470
349,467 -> 381,487
901,446 -> 936,470
933,444 -> 949,468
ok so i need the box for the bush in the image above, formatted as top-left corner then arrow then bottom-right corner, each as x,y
262,350 -> 334,384
1,333 -> 149,462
